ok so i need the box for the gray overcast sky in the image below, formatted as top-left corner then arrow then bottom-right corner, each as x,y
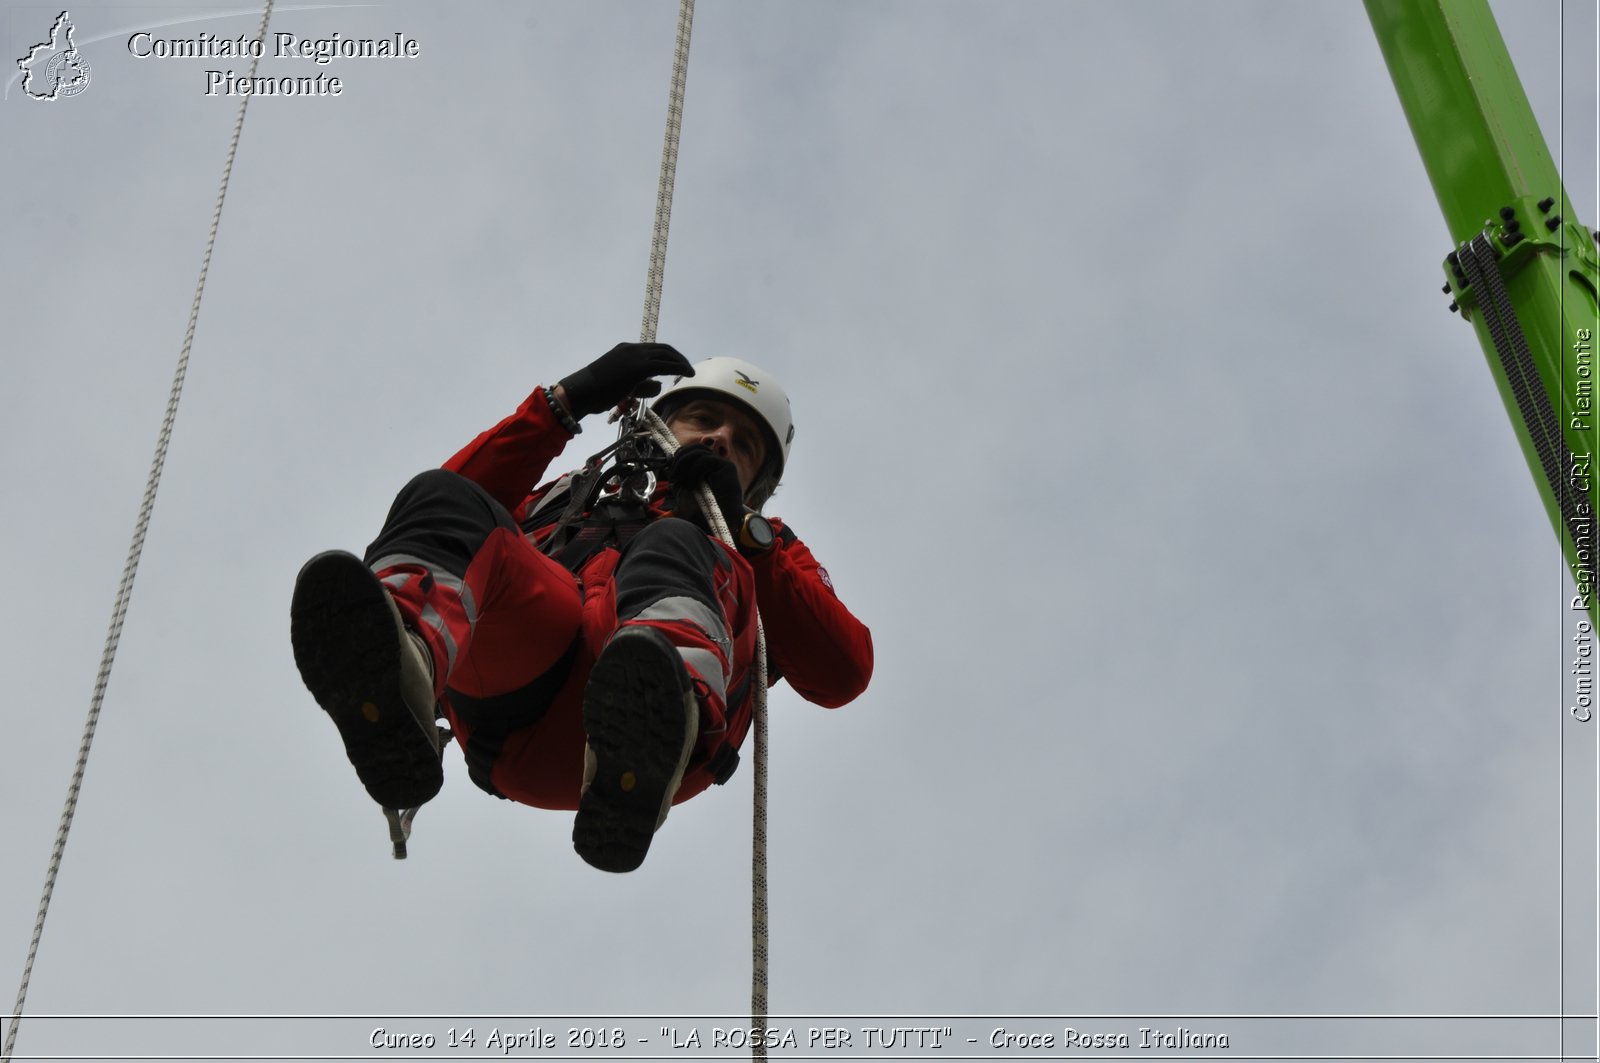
3,1 -> 1598,1059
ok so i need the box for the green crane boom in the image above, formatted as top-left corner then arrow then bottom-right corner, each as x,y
1365,0 -> 1600,621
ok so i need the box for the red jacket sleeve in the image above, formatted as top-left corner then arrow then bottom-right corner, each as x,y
442,387 -> 575,513
749,520 -> 873,708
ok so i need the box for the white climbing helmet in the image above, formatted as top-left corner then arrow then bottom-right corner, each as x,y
653,356 -> 795,479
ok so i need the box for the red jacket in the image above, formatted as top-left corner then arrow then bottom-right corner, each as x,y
440,386 -> 874,806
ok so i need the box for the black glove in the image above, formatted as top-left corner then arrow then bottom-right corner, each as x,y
557,342 -> 693,418
665,443 -> 745,527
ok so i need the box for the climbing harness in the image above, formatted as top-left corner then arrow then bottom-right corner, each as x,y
1,4 -> 275,1061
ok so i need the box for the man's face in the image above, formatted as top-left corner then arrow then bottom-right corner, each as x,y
664,397 -> 769,496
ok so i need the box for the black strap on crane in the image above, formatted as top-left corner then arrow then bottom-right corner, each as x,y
1456,235 -> 1590,550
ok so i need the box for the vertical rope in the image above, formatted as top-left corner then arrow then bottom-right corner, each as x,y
1,4 -> 273,1060
639,0 -> 694,344
638,406 -> 769,1061
631,4 -> 770,1049
749,625 -> 770,1061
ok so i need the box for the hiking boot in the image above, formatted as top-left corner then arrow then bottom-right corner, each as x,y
573,626 -> 699,873
290,550 -> 443,809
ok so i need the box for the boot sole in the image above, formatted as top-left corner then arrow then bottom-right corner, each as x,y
290,550 -> 442,809
573,628 -> 696,873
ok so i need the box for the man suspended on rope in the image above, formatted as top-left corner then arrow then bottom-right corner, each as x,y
290,343 -> 873,872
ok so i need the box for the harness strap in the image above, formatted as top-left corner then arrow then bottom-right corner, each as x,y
701,666 -> 755,786
554,500 -> 651,572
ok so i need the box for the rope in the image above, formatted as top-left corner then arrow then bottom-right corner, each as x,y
637,411 -> 772,1055
639,0 -> 694,345
631,3 -> 771,1052
1,4 -> 274,1059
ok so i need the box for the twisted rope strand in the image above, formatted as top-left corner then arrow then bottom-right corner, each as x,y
639,0 -> 695,345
